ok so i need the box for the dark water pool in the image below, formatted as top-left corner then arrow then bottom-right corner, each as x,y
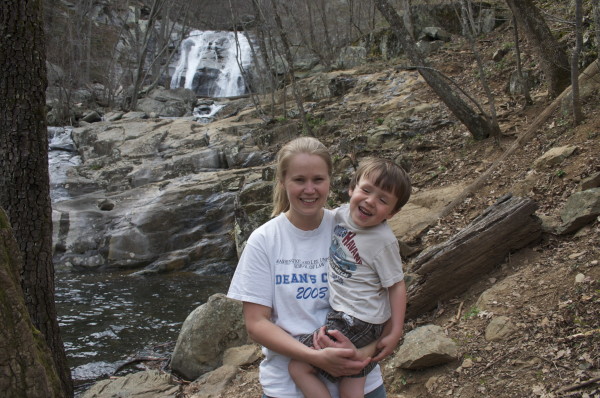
55,270 -> 230,385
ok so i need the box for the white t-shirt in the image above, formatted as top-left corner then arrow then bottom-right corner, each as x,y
228,210 -> 383,398
329,204 -> 405,324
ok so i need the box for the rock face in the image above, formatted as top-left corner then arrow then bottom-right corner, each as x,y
51,111 -> 268,273
170,294 -> 249,380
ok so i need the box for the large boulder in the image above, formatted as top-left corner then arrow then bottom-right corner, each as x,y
170,294 -> 249,380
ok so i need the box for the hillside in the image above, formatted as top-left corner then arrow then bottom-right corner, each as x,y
210,4 -> 600,398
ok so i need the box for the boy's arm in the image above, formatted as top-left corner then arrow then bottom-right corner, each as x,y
372,279 -> 407,362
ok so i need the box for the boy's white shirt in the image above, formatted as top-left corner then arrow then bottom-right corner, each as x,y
227,210 -> 383,398
329,204 -> 405,324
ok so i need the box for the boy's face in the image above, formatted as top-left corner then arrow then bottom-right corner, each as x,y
348,174 -> 399,228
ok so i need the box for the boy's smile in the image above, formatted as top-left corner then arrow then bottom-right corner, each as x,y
348,175 -> 398,228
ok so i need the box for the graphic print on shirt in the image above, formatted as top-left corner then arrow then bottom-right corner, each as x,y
329,224 -> 361,280
275,256 -> 329,301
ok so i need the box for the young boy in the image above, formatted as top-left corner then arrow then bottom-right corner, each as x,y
289,157 -> 411,398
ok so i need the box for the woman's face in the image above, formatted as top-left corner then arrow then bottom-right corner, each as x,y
281,153 -> 330,229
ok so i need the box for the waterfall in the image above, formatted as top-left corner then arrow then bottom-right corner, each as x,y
170,30 -> 252,98
48,127 -> 81,202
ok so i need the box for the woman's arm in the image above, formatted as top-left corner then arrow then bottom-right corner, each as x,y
243,302 -> 370,377
372,280 -> 407,362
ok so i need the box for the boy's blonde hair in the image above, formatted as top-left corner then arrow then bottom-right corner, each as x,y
271,137 -> 333,217
349,157 -> 411,213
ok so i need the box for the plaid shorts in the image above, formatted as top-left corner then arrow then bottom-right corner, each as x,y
297,310 -> 384,382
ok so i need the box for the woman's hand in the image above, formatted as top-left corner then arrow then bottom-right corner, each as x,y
311,345 -> 371,377
243,303 -> 368,377
311,326 -> 372,377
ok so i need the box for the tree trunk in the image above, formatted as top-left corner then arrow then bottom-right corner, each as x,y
595,0 -> 600,64
571,0 -> 583,124
0,209 -> 65,398
512,15 -> 533,105
504,0 -> 571,98
406,196 -> 541,319
374,0 -> 499,141
0,1 -> 73,396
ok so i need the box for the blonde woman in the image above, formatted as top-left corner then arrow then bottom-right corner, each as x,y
228,137 -> 386,398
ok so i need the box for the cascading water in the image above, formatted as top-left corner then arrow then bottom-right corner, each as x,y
170,30 -> 253,120
48,127 -> 82,202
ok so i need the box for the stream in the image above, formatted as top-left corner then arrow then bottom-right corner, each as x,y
55,268 -> 231,384
49,125 -> 233,386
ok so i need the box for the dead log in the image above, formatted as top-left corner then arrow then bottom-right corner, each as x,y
406,195 -> 541,319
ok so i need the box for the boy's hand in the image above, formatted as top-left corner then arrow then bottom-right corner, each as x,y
372,331 -> 403,362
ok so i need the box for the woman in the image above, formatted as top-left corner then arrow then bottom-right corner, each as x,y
227,137 -> 386,398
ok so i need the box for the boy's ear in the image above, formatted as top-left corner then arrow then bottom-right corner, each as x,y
385,211 -> 397,220
348,187 -> 354,196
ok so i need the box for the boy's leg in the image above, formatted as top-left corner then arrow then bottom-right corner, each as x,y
288,359 -> 332,398
339,376 -> 367,398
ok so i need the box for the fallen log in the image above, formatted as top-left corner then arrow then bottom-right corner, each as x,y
406,195 -> 541,319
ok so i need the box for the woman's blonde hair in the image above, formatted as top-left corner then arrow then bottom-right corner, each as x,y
271,137 -> 332,217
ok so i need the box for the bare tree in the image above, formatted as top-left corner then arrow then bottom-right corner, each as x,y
0,0 -> 72,395
402,0 -> 415,39
512,14 -> 533,105
374,0 -> 500,141
251,0 -> 279,118
504,0 -> 571,98
127,0 -> 167,110
459,0 -> 500,144
268,0 -> 312,135
571,0 -> 584,124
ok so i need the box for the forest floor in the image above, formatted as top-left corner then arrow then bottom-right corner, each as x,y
214,3 -> 600,398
